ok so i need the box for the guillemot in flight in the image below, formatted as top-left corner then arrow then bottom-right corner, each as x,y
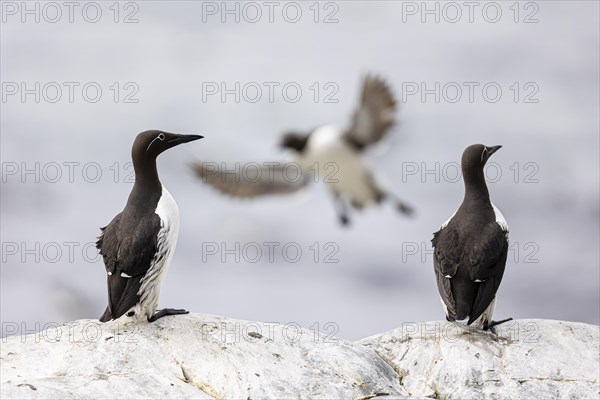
97,130 -> 203,323
192,75 -> 413,226
432,144 -> 512,332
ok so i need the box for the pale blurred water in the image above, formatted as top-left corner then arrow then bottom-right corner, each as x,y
1,1 -> 598,340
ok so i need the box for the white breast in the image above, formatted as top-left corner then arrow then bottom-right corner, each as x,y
492,203 -> 508,232
301,125 -> 374,205
155,186 -> 180,233
305,124 -> 343,151
137,186 -> 180,318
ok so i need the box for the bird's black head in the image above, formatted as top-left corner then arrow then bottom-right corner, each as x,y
132,130 -> 203,164
461,144 -> 502,169
280,132 -> 310,153
461,144 -> 501,190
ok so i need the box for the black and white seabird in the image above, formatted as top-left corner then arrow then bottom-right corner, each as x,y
432,144 -> 512,332
192,75 -> 414,226
97,130 -> 203,322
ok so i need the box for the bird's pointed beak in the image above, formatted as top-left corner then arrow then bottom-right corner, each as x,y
169,134 -> 204,144
486,145 -> 502,156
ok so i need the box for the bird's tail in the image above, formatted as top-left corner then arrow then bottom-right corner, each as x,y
99,307 -> 112,322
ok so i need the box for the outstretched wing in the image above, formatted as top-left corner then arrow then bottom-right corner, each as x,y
432,225 -> 461,318
344,75 -> 397,150
192,161 -> 310,198
96,212 -> 162,321
467,223 -> 509,324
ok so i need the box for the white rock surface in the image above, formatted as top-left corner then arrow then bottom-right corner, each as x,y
360,319 -> 600,399
2,316 -> 598,399
1,313 -> 406,399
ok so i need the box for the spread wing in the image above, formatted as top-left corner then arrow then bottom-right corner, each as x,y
432,225 -> 461,317
192,161 -> 310,198
96,212 -> 162,321
344,75 -> 397,150
467,223 -> 509,324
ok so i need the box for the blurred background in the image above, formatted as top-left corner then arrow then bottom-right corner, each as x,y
1,1 -> 598,340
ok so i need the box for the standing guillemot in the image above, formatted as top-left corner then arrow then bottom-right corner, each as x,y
432,144 -> 512,332
192,75 -> 413,226
97,130 -> 203,322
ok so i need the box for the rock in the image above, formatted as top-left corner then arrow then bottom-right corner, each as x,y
359,319 -> 600,399
2,316 -> 598,399
0,313 -> 407,399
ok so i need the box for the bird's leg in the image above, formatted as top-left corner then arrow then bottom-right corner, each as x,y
396,200 -> 414,216
148,308 -> 189,322
484,317 -> 513,335
333,193 -> 351,226
390,193 -> 414,216
380,189 -> 414,216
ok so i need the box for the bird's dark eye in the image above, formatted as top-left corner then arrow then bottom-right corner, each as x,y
158,133 -> 165,141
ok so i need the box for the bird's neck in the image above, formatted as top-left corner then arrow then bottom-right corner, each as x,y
462,167 -> 491,206
127,158 -> 162,210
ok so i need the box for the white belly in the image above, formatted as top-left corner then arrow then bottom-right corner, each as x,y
301,125 -> 376,206
137,186 -> 180,319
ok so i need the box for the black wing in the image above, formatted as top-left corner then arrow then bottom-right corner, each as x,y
191,161 -> 310,198
96,212 -> 162,321
467,223 -> 509,324
432,225 -> 461,318
344,75 -> 397,150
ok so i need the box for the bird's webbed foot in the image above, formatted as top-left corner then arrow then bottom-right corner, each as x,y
148,308 -> 189,322
484,317 -> 513,335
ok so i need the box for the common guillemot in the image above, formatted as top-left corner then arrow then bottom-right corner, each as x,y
97,130 -> 203,322
432,144 -> 512,332
192,75 -> 414,226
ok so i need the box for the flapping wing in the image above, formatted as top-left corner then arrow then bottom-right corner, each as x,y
432,226 -> 461,317
97,213 -> 162,321
192,161 -> 310,198
344,75 -> 397,150
467,223 -> 509,324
